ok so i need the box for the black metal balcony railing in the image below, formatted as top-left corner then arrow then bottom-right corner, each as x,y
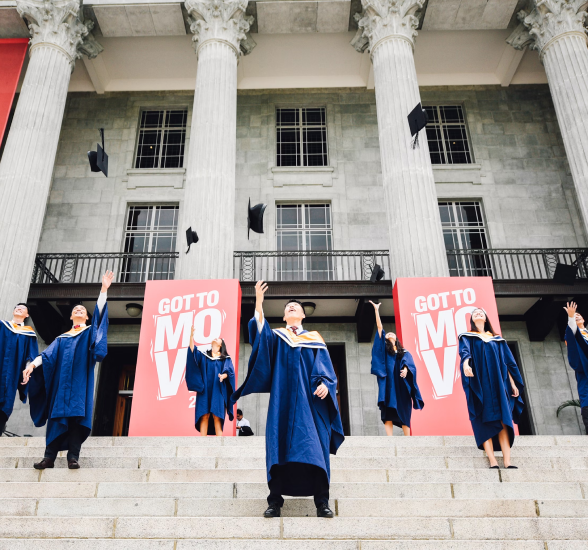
32,252 -> 179,284
445,248 -> 588,280
234,250 -> 391,282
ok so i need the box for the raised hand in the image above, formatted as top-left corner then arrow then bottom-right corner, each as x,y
190,325 -> 195,352
255,281 -> 268,316
101,270 -> 114,292
564,302 -> 578,318
369,300 -> 381,310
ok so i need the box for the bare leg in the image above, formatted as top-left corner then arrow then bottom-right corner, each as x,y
199,414 -> 210,436
401,425 -> 411,436
213,415 -> 223,436
384,421 -> 394,436
497,423 -> 512,468
482,437 -> 499,467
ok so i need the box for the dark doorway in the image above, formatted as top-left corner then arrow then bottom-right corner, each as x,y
327,344 -> 350,436
93,346 -> 138,436
507,341 -> 534,435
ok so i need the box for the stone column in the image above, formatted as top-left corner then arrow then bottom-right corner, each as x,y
0,0 -> 102,317
351,0 -> 448,280
508,1 -> 588,240
176,0 -> 255,280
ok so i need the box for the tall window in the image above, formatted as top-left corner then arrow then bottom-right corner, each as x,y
121,205 -> 179,282
276,203 -> 332,280
425,105 -> 472,165
276,108 -> 328,167
134,109 -> 188,169
439,201 -> 490,277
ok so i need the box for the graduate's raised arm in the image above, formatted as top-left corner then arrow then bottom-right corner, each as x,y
255,281 -> 268,329
369,301 -> 383,336
97,271 -> 114,314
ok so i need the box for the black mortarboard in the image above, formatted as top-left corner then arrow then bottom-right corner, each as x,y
553,262 -> 578,285
186,227 -> 199,253
88,128 -> 108,177
407,103 -> 428,137
247,198 -> 267,239
370,264 -> 385,282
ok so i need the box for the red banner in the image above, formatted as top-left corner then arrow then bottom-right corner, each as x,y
129,279 -> 242,436
393,277 -> 500,436
0,39 -> 28,147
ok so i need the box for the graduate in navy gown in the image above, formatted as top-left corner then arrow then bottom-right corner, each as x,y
23,271 -> 113,469
231,281 -> 345,518
186,330 -> 235,436
458,308 -> 524,469
563,302 -> 588,434
0,303 -> 39,435
369,300 -> 423,436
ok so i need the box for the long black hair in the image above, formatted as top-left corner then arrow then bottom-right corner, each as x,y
207,338 -> 229,359
385,335 -> 405,360
469,308 -> 497,336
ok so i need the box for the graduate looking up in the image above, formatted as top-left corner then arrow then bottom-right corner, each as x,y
22,271 -> 113,469
231,281 -> 345,519
186,329 -> 235,436
369,300 -> 423,436
563,302 -> 588,434
458,308 -> 524,469
0,303 -> 39,436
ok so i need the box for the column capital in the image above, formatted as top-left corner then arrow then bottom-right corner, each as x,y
185,0 -> 256,58
16,0 -> 103,66
507,0 -> 588,57
351,0 -> 424,55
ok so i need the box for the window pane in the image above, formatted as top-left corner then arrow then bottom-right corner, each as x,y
424,106 -> 439,124
306,232 -> 332,251
166,110 -> 187,128
440,106 -> 464,124
156,206 -> 178,230
276,109 -> 298,126
162,129 -> 185,168
438,203 -> 454,226
277,231 -> 302,251
124,233 -> 150,253
141,111 -> 163,128
136,109 -> 187,169
277,128 -> 300,167
135,131 -> 161,169
127,207 -> 152,230
303,128 -> 327,167
306,205 -> 331,229
302,108 -> 325,126
277,205 -> 301,229
456,203 -> 483,226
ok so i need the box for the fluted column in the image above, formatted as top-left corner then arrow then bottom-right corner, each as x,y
177,0 -> 255,280
508,1 -> 588,238
0,0 -> 102,317
351,0 -> 448,280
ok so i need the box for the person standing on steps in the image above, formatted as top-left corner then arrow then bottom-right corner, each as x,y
458,308 -> 524,469
0,304 -> 39,436
22,271 -> 112,470
231,281 -> 345,519
563,302 -> 588,434
236,409 -> 253,436
369,300 -> 424,436
186,329 -> 235,436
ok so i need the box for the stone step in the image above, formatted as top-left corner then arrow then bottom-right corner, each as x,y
0,540 -> 583,550
1,516 -> 586,540
1,497 -> 569,518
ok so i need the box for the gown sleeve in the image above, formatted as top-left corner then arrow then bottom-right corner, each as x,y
28,338 -> 60,427
18,336 -> 40,404
370,329 -> 387,408
230,317 -> 277,404
185,348 -> 205,393
220,357 -> 236,421
458,335 -> 482,418
311,347 -> 345,455
401,351 -> 424,410
500,340 -> 525,421
90,302 -> 109,363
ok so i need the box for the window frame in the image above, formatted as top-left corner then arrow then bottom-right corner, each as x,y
424,104 -> 474,165
133,108 -> 189,170
275,107 -> 329,168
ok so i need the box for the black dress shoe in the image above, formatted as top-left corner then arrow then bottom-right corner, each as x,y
317,504 -> 334,518
68,459 -> 80,470
263,505 -> 281,518
33,458 -> 55,470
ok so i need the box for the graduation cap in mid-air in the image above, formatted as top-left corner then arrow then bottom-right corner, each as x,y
186,227 -> 199,254
88,128 -> 108,177
407,103 -> 429,149
247,198 -> 267,239
370,264 -> 385,283
553,262 -> 578,285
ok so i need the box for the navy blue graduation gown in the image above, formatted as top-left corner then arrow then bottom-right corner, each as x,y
186,349 -> 235,435
28,303 -> 108,448
458,332 -> 524,449
0,321 -> 38,419
564,325 -> 588,407
231,319 -> 344,494
371,330 -> 424,428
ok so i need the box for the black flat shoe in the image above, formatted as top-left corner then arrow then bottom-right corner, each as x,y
317,504 -> 334,518
34,458 -> 55,470
505,465 -> 518,469
67,459 -> 80,470
489,465 -> 499,469
263,505 -> 281,518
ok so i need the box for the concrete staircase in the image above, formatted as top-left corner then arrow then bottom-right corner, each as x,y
0,435 -> 587,548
